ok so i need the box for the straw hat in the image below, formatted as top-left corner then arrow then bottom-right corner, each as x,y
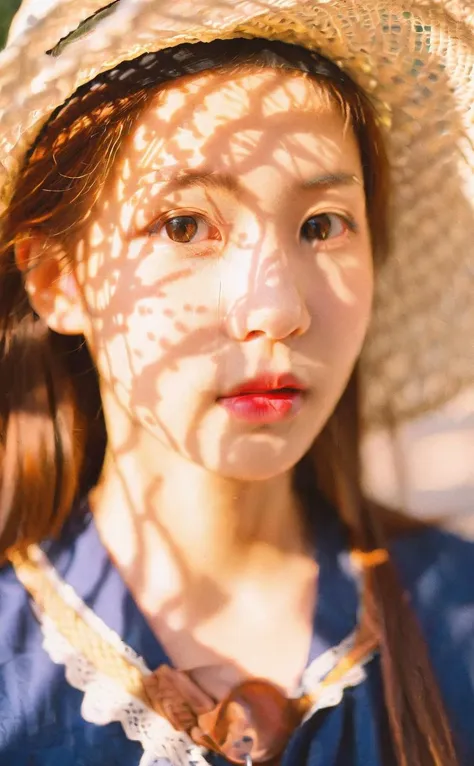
1,0 -> 473,532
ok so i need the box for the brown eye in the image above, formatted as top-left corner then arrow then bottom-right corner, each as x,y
164,215 -> 199,243
301,213 -> 346,242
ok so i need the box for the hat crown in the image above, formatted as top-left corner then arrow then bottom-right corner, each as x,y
8,0 -> 77,44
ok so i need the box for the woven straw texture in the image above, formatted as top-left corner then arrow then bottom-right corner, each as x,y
0,0 -> 473,429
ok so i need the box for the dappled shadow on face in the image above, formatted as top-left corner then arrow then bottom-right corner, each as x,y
65,66 -> 372,685
77,67 -> 372,476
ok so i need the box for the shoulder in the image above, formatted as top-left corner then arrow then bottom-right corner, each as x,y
390,525 -> 474,651
390,525 -> 474,609
0,559 -> 49,755
389,525 -> 474,666
390,526 -> 474,760
0,558 -> 44,673
0,557 -> 141,765
0,559 -> 39,658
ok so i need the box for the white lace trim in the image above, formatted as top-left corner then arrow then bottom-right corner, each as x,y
26,544 -> 375,765
38,612 -> 207,766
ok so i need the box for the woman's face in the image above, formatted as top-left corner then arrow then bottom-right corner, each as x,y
72,66 -> 373,479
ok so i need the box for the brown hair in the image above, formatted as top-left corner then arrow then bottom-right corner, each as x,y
0,37 -> 457,766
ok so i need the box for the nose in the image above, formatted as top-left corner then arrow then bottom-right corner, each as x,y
225,250 -> 311,342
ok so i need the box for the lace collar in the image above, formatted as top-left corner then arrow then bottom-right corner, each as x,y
12,504 -> 375,765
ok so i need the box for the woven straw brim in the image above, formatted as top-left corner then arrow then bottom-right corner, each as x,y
0,0 -> 473,430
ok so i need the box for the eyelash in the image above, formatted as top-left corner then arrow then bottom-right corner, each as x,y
148,211 -> 220,241
300,212 -> 358,244
145,210 -> 357,251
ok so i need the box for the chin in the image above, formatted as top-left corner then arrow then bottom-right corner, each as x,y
203,442 -> 310,482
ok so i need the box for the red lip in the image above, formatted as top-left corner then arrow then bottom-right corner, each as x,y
221,373 -> 306,398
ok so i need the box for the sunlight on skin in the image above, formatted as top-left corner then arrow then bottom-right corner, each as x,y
316,252 -> 361,305
24,67 -> 374,693
74,68 -> 372,484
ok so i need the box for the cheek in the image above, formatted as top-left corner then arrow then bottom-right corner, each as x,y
310,249 -> 374,358
85,263 -> 223,396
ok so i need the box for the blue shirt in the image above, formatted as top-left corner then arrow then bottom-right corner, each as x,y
0,501 -> 473,765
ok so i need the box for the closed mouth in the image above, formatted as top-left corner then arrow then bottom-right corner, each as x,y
220,374 -> 307,399
230,388 -> 302,396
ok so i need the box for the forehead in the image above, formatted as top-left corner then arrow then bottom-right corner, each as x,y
107,67 -> 363,210
151,66 -> 332,121
126,67 -> 357,169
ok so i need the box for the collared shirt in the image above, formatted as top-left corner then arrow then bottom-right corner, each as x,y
0,499 -> 473,765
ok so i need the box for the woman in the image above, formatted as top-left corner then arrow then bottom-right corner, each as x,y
0,1 -> 473,765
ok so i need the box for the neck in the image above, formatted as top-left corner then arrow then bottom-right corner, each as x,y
90,394 -> 310,586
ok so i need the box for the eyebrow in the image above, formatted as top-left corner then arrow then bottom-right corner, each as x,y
148,169 -> 362,197
301,172 -> 362,189
165,171 -> 241,196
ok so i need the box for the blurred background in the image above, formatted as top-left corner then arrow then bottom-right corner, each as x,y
0,0 -> 21,48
